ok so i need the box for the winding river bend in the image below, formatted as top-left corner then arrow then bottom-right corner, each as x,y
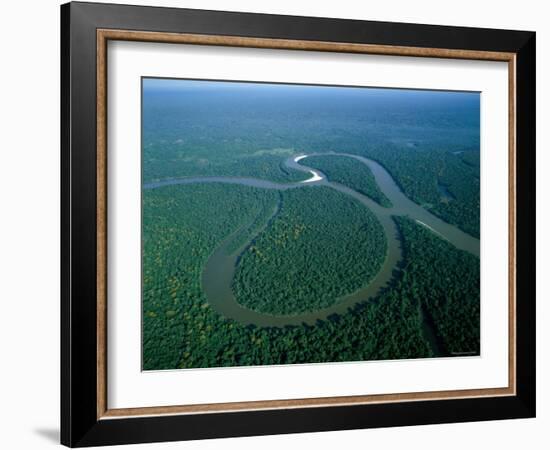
143,153 -> 479,327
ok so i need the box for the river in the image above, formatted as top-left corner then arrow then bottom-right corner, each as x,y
143,153 -> 479,327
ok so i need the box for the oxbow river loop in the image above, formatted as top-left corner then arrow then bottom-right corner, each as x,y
143,153 -> 480,327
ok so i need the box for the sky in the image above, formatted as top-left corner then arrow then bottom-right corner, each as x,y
142,77 -> 480,100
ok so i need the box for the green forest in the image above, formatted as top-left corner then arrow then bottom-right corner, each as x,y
360,146 -> 480,237
142,184 -> 275,369
394,217 -> 480,354
142,182 -> 479,370
233,186 -> 387,315
304,155 -> 392,207
143,85 -> 479,238
141,80 -> 481,370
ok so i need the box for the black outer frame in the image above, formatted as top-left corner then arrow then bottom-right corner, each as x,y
61,1 -> 536,447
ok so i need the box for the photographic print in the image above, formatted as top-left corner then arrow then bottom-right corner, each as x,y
141,78 -> 481,371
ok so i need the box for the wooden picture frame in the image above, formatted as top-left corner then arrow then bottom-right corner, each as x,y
61,1 -> 536,447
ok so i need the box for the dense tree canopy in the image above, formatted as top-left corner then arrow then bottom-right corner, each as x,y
304,155 -> 392,207
233,186 -> 387,315
360,146 -> 480,237
141,81 -> 480,370
142,183 -> 479,370
394,217 -> 480,354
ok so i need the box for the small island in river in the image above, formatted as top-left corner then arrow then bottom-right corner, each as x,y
142,78 -> 481,370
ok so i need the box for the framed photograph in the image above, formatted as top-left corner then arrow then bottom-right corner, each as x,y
61,1 -> 536,447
